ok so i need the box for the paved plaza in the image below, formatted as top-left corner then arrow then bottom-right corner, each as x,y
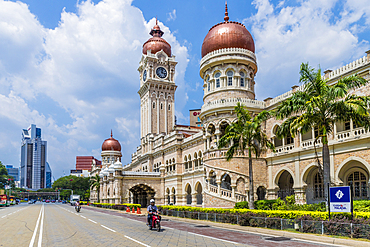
0,203 -> 353,247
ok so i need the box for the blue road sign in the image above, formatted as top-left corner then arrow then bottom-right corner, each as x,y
329,186 -> 351,213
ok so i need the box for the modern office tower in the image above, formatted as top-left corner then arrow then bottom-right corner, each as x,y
5,165 -> 19,181
20,124 -> 47,189
45,162 -> 52,188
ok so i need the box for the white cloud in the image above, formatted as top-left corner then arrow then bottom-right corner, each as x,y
167,9 -> 177,21
247,0 -> 370,100
0,0 -> 189,177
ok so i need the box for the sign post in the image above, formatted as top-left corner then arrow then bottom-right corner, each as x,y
329,186 -> 351,213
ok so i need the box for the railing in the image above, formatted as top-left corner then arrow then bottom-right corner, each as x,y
200,47 -> 256,66
160,210 -> 370,240
336,129 -> 351,141
301,138 -> 321,148
208,184 -> 218,194
122,171 -> 160,176
220,188 -> 232,198
326,55 -> 369,80
274,144 -> 295,154
201,98 -> 266,113
235,192 -> 247,202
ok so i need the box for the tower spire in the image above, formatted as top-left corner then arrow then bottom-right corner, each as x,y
111,129 -> 113,138
224,2 -> 229,22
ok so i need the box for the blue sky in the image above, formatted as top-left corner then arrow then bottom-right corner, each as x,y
1,0 -> 370,179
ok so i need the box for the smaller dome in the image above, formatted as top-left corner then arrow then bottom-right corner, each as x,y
100,165 -> 109,176
114,159 -> 123,170
142,18 -> 171,57
102,130 -> 121,151
108,163 -> 115,173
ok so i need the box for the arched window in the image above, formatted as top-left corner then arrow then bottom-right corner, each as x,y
168,104 -> 171,111
348,171 -> 368,199
314,173 -> 323,199
227,71 -> 233,86
184,156 -> 188,171
188,154 -> 192,170
215,72 -> 221,88
160,103 -> 163,110
153,102 -> 155,108
240,71 -> 245,87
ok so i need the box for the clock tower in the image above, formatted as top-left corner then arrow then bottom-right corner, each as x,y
138,19 -> 178,142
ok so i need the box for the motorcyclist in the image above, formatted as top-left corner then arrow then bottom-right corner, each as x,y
147,199 -> 158,228
75,200 -> 80,212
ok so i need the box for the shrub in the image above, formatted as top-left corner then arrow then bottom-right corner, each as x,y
234,201 -> 249,209
254,199 -> 277,210
354,200 -> 370,212
91,203 -> 141,210
159,205 -> 370,221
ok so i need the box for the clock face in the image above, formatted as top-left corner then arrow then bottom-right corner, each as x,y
143,70 -> 147,81
156,67 -> 167,79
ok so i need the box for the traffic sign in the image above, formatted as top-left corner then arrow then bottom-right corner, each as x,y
329,186 -> 351,213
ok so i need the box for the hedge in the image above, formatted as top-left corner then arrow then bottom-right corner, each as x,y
158,205 -> 370,220
91,203 -> 141,210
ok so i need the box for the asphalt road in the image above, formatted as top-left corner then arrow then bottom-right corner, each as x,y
0,203 -> 342,247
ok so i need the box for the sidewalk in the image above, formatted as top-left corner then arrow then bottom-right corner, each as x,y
83,205 -> 370,247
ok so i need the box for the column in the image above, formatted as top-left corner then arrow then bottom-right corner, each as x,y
157,98 -> 159,134
231,185 -> 236,199
165,98 -> 168,134
148,97 -> 152,134
191,192 -> 197,206
217,181 -> 221,196
350,119 -> 354,137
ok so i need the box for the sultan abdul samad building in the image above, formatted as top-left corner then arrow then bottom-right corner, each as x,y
90,4 -> 370,207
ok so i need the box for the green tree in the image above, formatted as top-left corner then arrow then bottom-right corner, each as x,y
52,175 -> 90,200
275,63 -> 370,202
0,161 -> 10,189
89,174 -> 100,202
218,103 -> 275,209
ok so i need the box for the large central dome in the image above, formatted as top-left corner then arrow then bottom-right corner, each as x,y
201,4 -> 255,58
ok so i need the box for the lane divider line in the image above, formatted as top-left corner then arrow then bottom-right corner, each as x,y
37,205 -> 45,247
188,231 -> 240,245
80,215 -> 86,219
29,204 -> 44,247
88,219 -> 97,224
101,225 -> 116,233
124,236 -> 150,247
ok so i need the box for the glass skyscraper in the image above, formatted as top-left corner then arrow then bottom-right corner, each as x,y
20,124 -> 48,189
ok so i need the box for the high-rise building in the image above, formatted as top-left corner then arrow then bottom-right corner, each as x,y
76,156 -> 101,171
20,124 -> 47,189
45,162 -> 52,188
5,165 -> 19,181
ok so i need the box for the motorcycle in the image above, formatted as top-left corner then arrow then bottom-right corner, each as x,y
149,212 -> 161,232
75,205 -> 81,213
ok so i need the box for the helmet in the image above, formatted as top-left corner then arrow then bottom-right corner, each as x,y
150,199 -> 155,203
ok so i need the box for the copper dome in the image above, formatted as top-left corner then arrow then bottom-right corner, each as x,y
143,19 -> 171,57
201,3 -> 255,57
101,131 -> 121,152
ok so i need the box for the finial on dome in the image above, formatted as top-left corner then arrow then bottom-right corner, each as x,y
150,17 -> 164,37
111,129 -> 113,138
224,2 -> 229,22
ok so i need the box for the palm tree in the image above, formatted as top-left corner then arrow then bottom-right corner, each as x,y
89,174 -> 100,203
218,102 -> 275,209
275,62 -> 370,202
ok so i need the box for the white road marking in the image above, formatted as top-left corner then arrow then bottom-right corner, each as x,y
80,215 -> 86,219
37,205 -> 45,247
29,204 -> 44,247
101,225 -> 116,232
188,231 -> 240,245
124,235 -> 150,247
88,219 -> 97,224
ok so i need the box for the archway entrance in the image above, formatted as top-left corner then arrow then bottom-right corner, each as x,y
257,186 -> 266,200
129,184 -> 155,208
277,171 -> 294,200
